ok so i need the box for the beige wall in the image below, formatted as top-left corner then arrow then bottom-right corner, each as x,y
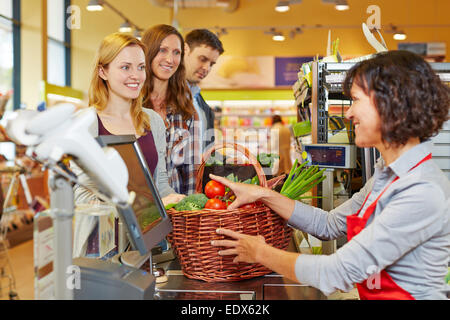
19,0 -> 450,104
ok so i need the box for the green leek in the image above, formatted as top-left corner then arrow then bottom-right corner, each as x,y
280,162 -> 327,201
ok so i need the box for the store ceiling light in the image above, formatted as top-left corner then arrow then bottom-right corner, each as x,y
387,24 -> 407,41
275,0 -> 302,12
119,21 -> 132,33
87,1 -> 143,36
275,1 -> 290,12
272,32 -> 285,41
87,0 -> 104,11
264,28 -> 285,41
393,31 -> 407,41
334,0 -> 349,11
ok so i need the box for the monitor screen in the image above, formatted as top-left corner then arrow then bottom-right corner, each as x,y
96,135 -> 172,256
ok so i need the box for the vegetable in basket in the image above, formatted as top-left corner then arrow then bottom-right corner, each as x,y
239,201 -> 263,209
204,180 -> 226,199
205,198 -> 227,210
280,159 -> 327,201
202,172 -> 282,210
257,153 -> 279,168
173,193 -> 209,211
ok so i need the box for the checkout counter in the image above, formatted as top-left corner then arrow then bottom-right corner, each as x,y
89,134 -> 328,301
107,236 -> 327,300
152,250 -> 327,301
5,104 -> 344,300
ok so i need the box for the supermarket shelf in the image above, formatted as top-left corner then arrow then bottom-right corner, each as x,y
218,113 -> 297,117
216,105 -> 294,109
220,126 -> 273,129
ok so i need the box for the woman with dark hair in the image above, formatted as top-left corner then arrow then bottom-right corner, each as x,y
210,50 -> 450,299
141,24 -> 201,195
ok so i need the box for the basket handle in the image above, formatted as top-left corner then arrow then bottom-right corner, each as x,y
195,143 -> 267,193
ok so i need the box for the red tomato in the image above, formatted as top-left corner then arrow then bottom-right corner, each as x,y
204,180 -> 226,199
239,201 -> 262,209
205,198 -> 227,210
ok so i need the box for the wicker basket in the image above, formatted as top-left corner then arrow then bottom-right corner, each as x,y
166,143 -> 292,282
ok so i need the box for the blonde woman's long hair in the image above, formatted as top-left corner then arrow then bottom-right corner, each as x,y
89,32 -> 150,136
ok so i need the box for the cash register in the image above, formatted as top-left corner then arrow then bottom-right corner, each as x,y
73,135 -> 172,300
5,105 -> 172,300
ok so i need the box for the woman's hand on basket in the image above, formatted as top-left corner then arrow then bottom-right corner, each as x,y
209,174 -> 265,210
211,228 -> 266,264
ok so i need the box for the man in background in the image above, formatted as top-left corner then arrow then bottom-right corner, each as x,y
184,29 -> 224,154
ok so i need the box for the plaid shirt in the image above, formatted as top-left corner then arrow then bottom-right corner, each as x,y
164,110 -> 202,195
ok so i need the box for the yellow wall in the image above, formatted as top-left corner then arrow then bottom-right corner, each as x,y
21,0 -> 43,108
70,0 -> 171,99
19,0 -> 450,105
175,0 -> 450,57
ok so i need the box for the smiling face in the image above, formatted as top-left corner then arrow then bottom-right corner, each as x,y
345,83 -> 383,149
151,34 -> 182,81
99,44 -> 146,101
184,44 -> 220,84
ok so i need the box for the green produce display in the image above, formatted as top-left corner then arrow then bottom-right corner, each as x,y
280,159 -> 326,201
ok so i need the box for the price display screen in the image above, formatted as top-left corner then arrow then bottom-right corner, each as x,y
307,146 -> 346,167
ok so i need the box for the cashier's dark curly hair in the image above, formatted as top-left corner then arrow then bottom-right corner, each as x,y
343,50 -> 450,147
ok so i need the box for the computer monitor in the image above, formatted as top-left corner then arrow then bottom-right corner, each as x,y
96,135 -> 172,256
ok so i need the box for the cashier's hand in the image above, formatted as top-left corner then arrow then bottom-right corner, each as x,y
211,228 -> 266,264
209,174 -> 265,210
162,193 -> 186,206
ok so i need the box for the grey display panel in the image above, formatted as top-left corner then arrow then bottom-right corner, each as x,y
96,135 -> 172,256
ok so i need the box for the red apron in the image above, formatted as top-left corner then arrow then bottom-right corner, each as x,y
346,153 -> 432,300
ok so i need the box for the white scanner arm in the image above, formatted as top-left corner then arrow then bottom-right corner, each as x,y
5,104 -> 129,204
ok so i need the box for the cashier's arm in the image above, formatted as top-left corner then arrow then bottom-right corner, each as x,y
212,228 -> 300,283
209,174 -> 300,282
209,174 -> 296,220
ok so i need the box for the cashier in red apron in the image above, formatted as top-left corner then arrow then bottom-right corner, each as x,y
210,50 -> 450,300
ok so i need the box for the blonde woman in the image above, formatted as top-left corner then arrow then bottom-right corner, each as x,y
141,24 -> 201,195
72,33 -> 184,257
